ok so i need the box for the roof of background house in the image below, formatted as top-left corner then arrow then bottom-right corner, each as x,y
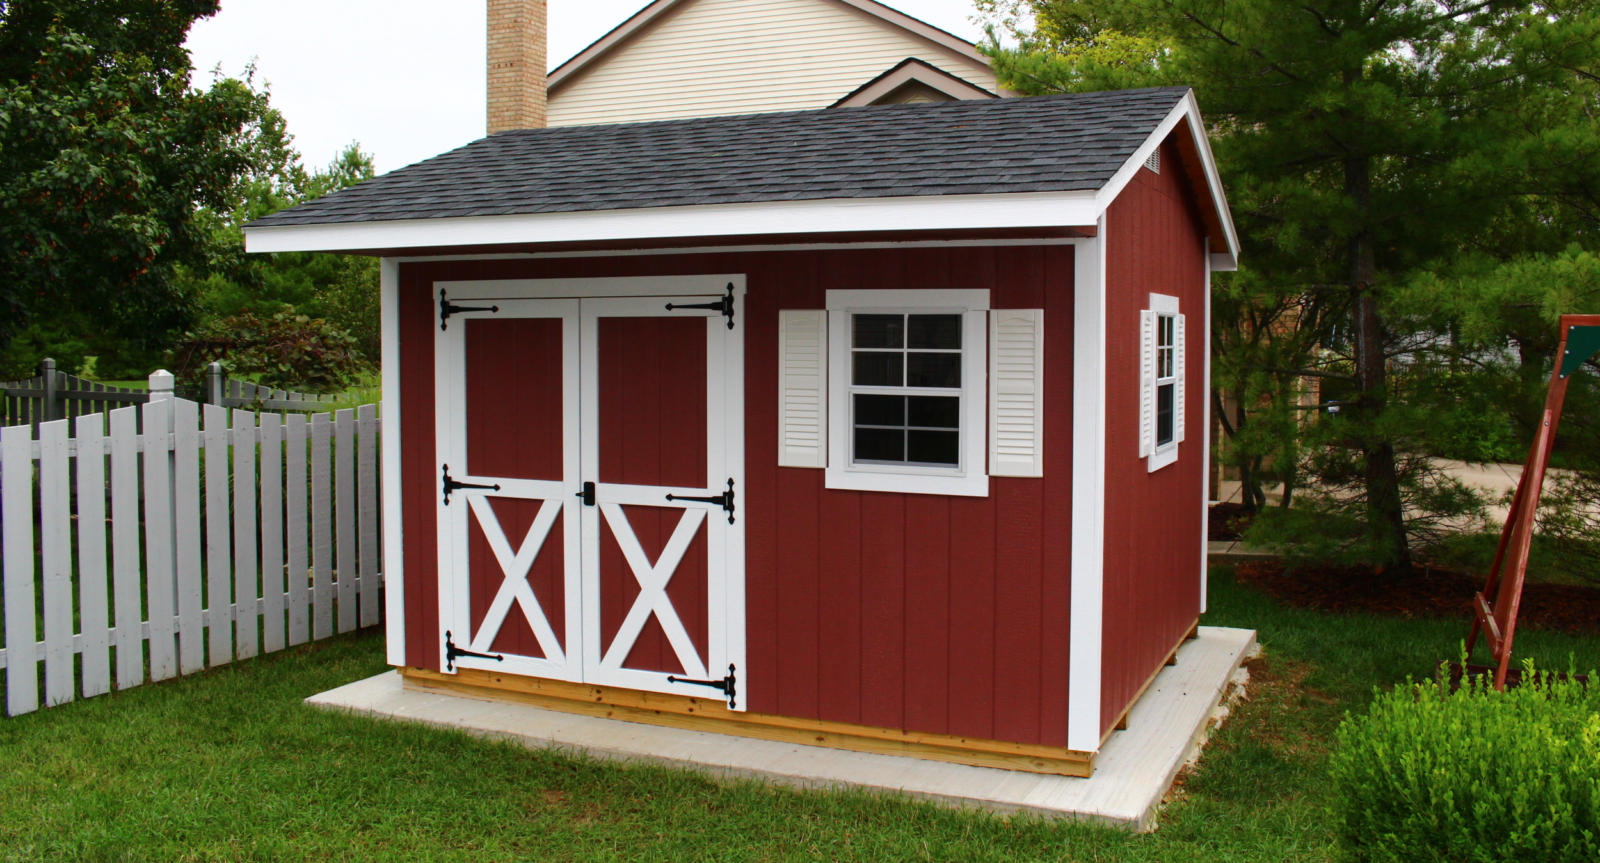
250,87 -> 1194,228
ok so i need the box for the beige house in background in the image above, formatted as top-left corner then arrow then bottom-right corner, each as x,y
544,0 -> 1007,128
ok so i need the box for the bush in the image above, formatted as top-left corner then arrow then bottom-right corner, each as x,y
166,307 -> 372,395
1330,664 -> 1600,862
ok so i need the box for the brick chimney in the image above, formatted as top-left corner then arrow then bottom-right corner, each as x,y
487,0 -> 548,134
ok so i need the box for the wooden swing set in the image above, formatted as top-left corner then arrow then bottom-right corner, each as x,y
1466,315 -> 1600,690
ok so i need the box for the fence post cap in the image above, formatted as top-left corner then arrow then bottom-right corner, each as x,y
148,369 -> 175,398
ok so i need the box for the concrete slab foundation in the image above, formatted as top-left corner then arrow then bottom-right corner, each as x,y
307,625 -> 1257,831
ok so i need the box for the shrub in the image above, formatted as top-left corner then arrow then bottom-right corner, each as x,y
166,307 -> 372,395
1330,664 -> 1600,862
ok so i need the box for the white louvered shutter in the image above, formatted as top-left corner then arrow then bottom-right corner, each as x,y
778,310 -> 828,468
989,309 -> 1044,477
1174,314 -> 1187,444
1139,310 -> 1156,457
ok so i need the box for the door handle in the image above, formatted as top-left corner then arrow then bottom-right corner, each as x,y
576,481 -> 596,506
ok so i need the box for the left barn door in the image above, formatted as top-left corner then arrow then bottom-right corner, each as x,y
435,297 -> 583,680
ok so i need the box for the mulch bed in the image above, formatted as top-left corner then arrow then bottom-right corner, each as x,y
1234,560 -> 1600,636
1209,502 -> 1254,541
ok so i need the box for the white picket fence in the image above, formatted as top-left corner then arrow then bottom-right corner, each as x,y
0,394 -> 382,717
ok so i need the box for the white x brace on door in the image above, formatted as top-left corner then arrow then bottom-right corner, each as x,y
433,277 -> 746,709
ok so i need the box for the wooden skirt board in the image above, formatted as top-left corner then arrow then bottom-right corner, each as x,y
401,666 -> 1095,777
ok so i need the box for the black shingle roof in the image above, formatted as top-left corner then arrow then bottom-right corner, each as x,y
249,87 -> 1191,228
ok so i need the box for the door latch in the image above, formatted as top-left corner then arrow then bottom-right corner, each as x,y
668,664 -> 738,709
439,290 -> 500,331
575,481 -> 596,506
445,631 -> 503,672
442,464 -> 500,506
664,283 -> 735,329
666,478 -> 736,524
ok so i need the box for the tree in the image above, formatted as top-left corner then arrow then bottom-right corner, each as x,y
981,0 -> 1600,572
0,0 -> 295,353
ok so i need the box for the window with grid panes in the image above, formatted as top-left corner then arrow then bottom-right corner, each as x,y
1155,313 -> 1177,448
849,313 -> 964,467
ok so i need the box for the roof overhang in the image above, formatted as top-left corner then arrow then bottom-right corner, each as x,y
549,0 -> 994,97
831,57 -> 997,107
243,91 -> 1239,268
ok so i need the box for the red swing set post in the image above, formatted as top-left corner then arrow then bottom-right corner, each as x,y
1466,315 -> 1600,691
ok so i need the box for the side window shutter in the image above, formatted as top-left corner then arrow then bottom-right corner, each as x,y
778,310 -> 828,468
1139,310 -> 1156,457
989,309 -> 1044,477
1175,314 -> 1187,444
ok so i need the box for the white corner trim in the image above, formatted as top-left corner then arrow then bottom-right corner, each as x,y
1068,219 -> 1106,752
379,257 -> 406,667
1095,91 -> 1241,268
242,192 -> 1101,256
1201,240 -> 1213,614
825,288 -> 990,310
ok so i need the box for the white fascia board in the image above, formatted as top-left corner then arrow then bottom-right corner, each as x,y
1094,91 -> 1241,269
242,190 -> 1101,255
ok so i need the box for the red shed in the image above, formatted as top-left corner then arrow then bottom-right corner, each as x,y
246,87 -> 1239,776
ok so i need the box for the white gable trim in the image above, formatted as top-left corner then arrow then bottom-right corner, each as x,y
831,57 -> 998,107
1094,91 -> 1240,270
549,0 -> 993,95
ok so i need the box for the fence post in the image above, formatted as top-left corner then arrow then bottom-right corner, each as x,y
206,363 -> 226,407
146,369 -> 181,672
39,357 -> 58,429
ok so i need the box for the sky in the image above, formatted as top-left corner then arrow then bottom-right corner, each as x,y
184,0 -> 995,175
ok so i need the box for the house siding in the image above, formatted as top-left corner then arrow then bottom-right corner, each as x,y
548,0 -> 998,127
1099,136 -> 1209,738
396,245 -> 1076,747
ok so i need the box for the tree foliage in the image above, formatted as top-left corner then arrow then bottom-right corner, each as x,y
979,0 -> 1600,572
166,307 -> 371,395
0,0 -> 296,353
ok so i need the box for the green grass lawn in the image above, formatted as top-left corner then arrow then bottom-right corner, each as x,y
3,568 -> 1598,862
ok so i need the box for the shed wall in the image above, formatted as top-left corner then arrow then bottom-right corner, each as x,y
548,0 -> 997,127
397,245 -> 1076,747
1100,137 -> 1209,737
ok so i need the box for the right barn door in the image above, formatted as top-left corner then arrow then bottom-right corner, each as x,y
578,296 -> 746,708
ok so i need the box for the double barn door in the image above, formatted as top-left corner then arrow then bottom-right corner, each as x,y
434,278 -> 745,708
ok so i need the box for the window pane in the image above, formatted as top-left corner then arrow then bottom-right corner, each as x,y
855,427 -> 906,462
908,430 -> 960,465
853,314 -> 904,349
1156,383 -> 1175,446
908,396 -> 960,429
854,394 -> 905,427
853,352 -> 903,386
908,314 -> 962,350
907,352 -> 961,388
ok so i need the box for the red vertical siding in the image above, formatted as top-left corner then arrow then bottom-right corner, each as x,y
1100,136 -> 1209,737
398,245 -> 1078,746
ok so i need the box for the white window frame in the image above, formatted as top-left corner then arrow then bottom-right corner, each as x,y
826,289 -> 989,497
1147,293 -> 1181,473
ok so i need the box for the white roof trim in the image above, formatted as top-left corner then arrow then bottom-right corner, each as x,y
549,0 -> 992,94
244,190 -> 1100,255
1094,91 -> 1239,270
831,57 -> 997,107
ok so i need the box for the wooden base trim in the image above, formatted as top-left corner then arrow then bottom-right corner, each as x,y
1101,617 -> 1201,748
400,667 -> 1095,777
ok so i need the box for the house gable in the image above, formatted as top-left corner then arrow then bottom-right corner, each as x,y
547,0 -> 1001,127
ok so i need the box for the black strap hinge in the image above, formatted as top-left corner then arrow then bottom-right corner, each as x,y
664,283 -> 735,329
666,478 -> 736,524
668,664 -> 737,709
445,631 -> 503,672
442,464 -> 500,506
440,290 -> 500,330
